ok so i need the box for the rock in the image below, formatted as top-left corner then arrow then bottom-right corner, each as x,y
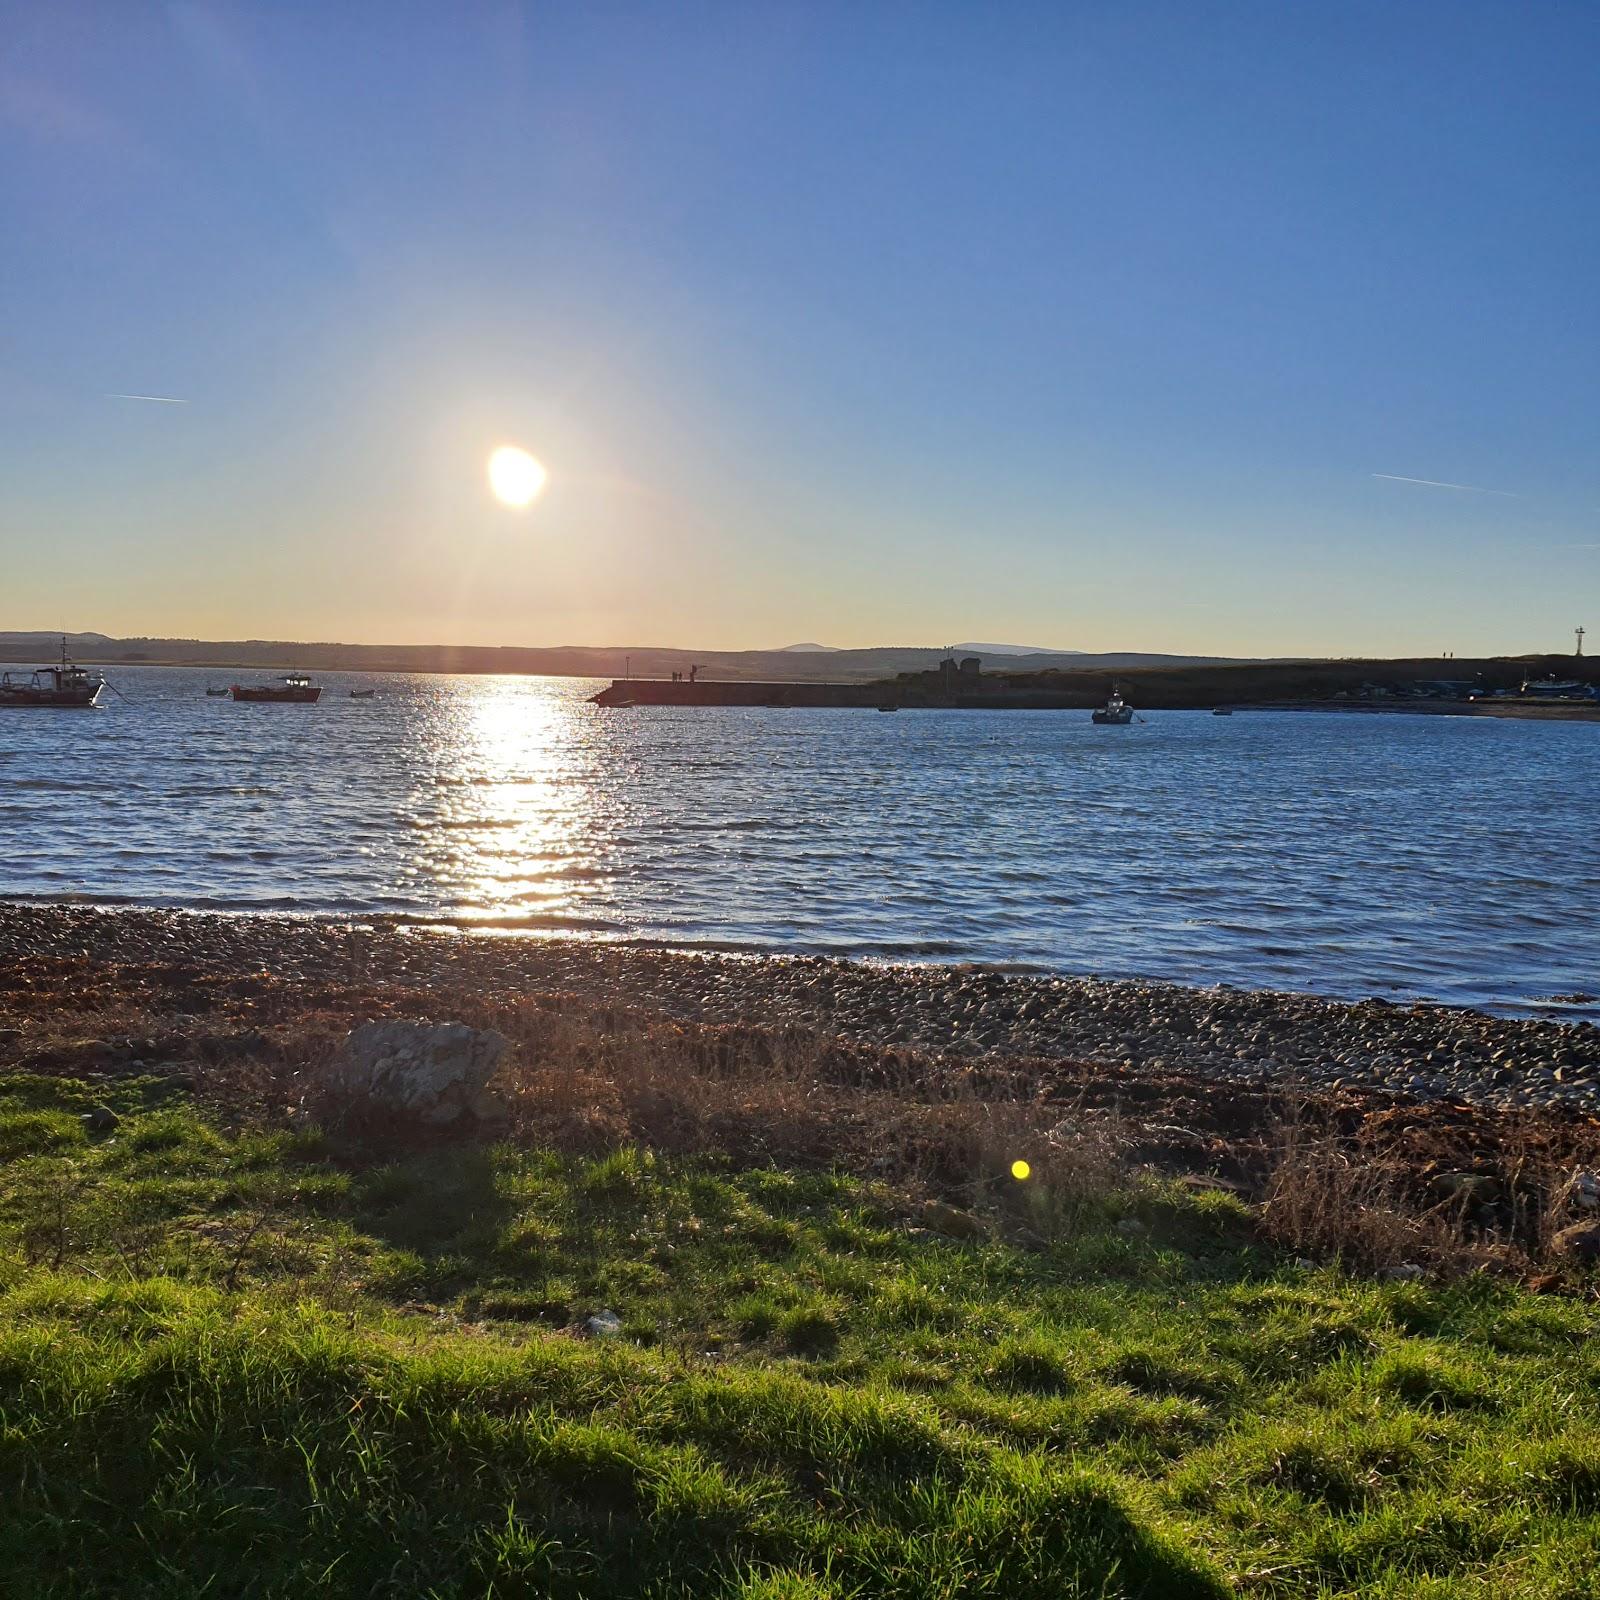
1431,1172 -> 1500,1204
81,1105 -> 120,1133
922,1201 -> 987,1240
1382,1262 -> 1424,1281
1116,1217 -> 1147,1237
1551,1222 -> 1600,1263
583,1310 -> 623,1339
314,1019 -> 510,1125
1568,1172 -> 1600,1212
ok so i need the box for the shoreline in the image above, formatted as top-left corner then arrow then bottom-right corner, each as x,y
3,903 -> 1596,1115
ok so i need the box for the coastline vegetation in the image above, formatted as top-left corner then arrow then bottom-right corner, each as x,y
5,1039 -> 1600,1596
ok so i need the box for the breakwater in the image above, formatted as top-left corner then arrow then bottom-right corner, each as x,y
588,677 -> 1102,709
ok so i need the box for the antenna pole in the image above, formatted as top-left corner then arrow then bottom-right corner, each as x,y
1577,626 -> 1586,658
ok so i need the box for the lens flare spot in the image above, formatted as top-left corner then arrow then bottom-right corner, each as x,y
488,445 -> 547,507
1011,1159 -> 1031,1181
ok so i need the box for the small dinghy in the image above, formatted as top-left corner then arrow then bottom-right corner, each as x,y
205,686 -> 230,697
349,688 -> 376,699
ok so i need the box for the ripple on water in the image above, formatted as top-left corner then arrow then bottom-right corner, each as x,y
0,669 -> 1596,1016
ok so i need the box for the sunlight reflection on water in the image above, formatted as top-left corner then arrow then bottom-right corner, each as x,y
1,666 -> 1596,1014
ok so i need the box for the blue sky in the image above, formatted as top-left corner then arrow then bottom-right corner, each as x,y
2,2 -> 1595,654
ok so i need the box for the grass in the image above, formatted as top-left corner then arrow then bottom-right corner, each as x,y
2,1075 -> 1600,1596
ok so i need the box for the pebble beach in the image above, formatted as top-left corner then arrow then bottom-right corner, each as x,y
4,904 -> 1596,1115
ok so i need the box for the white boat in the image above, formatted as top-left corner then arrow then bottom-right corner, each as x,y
1092,689 -> 1134,725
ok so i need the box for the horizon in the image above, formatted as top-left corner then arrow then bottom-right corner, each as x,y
4,3 -> 1596,654
3,620 -> 1586,671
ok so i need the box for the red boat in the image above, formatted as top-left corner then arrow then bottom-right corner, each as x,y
231,673 -> 322,704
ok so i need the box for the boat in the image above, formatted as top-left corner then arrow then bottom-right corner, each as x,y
1212,707 -> 1234,716
1091,688 -> 1134,725
205,686 -> 230,697
1518,677 -> 1593,700
231,673 -> 322,704
349,688 -> 376,699
0,641 -> 105,708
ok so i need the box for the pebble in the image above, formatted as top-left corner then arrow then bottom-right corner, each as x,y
4,904 -> 1600,1118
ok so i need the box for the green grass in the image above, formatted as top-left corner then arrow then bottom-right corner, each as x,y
2,1076 -> 1599,1596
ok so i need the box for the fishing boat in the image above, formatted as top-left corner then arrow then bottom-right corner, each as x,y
231,673 -> 322,704
1091,688 -> 1134,725
349,688 -> 376,699
0,641 -> 105,708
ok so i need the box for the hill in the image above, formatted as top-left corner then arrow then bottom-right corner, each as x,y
0,630 -> 1240,683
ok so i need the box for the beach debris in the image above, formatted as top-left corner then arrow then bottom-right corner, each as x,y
315,1019 -> 510,1126
81,1105 -> 120,1133
583,1310 -> 624,1339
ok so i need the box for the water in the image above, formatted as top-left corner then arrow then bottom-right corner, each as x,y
2,667 -> 1595,1014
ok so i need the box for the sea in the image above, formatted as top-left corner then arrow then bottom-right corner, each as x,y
2,667 -> 1596,1017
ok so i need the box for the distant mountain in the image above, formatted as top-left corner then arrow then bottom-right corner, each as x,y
950,642 -> 1075,656
776,642 -> 840,653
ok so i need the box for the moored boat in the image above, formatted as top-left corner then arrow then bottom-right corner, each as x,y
1092,688 -> 1134,725
232,673 -> 322,704
205,686 -> 230,696
349,688 -> 376,699
0,642 -> 105,708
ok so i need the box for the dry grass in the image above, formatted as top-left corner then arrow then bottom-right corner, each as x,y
8,954 -> 1600,1279
1259,1105 -> 1600,1279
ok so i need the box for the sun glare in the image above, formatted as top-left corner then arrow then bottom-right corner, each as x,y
488,445 -> 547,507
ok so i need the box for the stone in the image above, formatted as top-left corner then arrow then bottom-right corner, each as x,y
81,1105 -> 120,1134
1431,1172 -> 1500,1204
1551,1222 -> 1600,1264
1568,1172 -> 1600,1212
922,1200 -> 987,1240
583,1310 -> 624,1339
315,1019 -> 510,1125
1116,1217 -> 1147,1237
1382,1262 -> 1425,1282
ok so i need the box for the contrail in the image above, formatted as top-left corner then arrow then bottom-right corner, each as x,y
1371,472 -> 1518,497
106,392 -> 188,404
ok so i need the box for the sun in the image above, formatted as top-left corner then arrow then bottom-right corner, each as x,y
487,445 -> 547,507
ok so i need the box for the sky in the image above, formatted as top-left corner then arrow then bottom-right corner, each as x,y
2,1 -> 1596,656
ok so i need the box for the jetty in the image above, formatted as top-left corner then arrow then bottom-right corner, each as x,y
592,651 -> 1600,716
